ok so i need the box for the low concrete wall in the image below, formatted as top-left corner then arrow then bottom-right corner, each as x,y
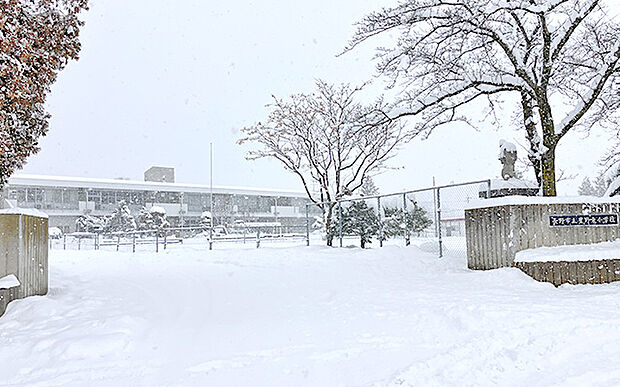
465,198 -> 620,270
0,211 -> 48,318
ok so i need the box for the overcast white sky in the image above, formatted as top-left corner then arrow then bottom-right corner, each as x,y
20,0 -> 620,195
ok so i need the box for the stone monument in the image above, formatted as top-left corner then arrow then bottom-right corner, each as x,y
479,140 -> 539,198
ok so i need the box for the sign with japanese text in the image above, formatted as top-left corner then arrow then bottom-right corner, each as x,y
549,214 -> 618,227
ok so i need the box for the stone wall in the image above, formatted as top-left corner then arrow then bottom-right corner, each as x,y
0,211 -> 48,318
465,198 -> 620,270
514,259 -> 620,286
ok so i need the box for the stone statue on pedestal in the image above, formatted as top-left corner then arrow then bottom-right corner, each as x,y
479,140 -> 539,198
499,140 -> 517,180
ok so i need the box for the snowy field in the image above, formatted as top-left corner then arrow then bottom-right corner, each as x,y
2,244 -> 620,386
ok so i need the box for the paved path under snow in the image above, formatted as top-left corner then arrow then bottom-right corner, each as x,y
1,246 -> 620,386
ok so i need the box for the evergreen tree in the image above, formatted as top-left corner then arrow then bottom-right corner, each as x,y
105,200 -> 136,233
593,175 -> 609,197
382,201 -> 433,239
150,206 -> 170,230
341,201 -> 380,248
135,207 -> 154,230
359,177 -> 379,197
76,213 -> 105,233
577,177 -> 596,196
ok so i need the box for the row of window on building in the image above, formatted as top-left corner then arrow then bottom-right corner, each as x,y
6,186 -> 308,215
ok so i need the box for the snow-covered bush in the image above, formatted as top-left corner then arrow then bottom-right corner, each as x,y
76,213 -> 106,233
105,200 -> 136,233
135,207 -> 154,231
150,206 -> 170,230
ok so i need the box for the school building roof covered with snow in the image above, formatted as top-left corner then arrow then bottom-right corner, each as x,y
0,167 -> 313,232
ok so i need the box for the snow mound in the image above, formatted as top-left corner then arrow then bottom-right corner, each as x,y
0,274 -> 20,290
149,206 -> 166,215
515,240 -> 620,263
498,139 -> 516,158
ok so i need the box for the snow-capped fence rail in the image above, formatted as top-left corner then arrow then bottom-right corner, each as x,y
465,197 -> 620,271
0,210 -> 48,318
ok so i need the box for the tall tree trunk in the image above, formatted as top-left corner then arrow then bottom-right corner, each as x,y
539,97 -> 557,197
521,91 -> 542,186
324,203 -> 335,247
541,148 -> 557,196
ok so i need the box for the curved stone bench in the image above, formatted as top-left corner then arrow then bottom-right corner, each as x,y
0,275 -> 20,317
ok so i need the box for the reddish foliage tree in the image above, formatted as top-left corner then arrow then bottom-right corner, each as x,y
0,0 -> 88,187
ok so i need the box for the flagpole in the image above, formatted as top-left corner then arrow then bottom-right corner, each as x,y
210,142 -> 213,223
209,142 -> 214,248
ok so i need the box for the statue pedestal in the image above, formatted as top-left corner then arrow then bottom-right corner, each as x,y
479,178 -> 539,198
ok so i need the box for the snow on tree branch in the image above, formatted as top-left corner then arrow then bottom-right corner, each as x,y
239,81 -> 412,246
346,0 -> 619,196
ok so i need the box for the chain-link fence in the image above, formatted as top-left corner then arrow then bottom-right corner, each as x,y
50,180 -> 490,256
305,180 -> 491,258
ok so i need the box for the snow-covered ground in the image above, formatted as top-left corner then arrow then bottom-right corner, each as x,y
2,244 -> 620,386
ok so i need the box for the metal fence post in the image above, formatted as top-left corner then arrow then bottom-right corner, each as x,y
95,233 -> 99,250
338,201 -> 343,248
155,232 -> 159,253
77,237 -> 81,251
209,226 -> 213,251
378,196 -> 383,248
256,229 -> 261,248
116,234 -> 120,252
164,230 -> 168,250
403,193 -> 409,246
132,233 -> 136,253
305,204 -> 310,247
436,187 -> 443,258
487,179 -> 492,199
63,234 -> 66,250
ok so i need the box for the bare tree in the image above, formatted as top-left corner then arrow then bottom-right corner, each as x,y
239,81 -> 409,246
346,0 -> 620,196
